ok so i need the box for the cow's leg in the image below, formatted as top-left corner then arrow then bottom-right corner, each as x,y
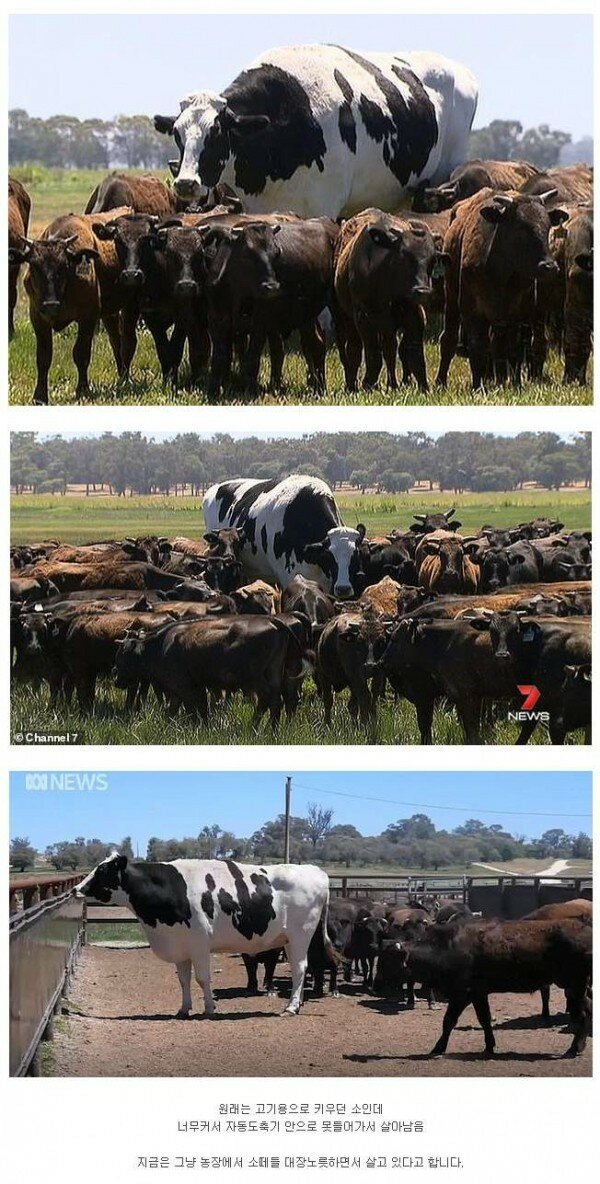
380,327 -> 398,390
540,985 -> 551,1020
358,315 -> 382,389
337,313 -> 362,390
188,316 -> 211,386
435,283 -> 460,386
145,313 -> 175,381
415,695 -> 435,744
242,953 -> 259,993
321,682 -> 334,727
192,953 -> 216,1017
72,320 -> 96,397
176,959 -> 193,1017
405,978 -> 416,1009
31,313 -> 53,405
563,988 -> 588,1057
472,993 -> 496,1056
9,269 -> 18,339
263,949 -> 280,996
490,325 -> 508,385
283,939 -> 309,1015
429,994 -> 470,1056
455,696 -> 482,744
268,332 -> 285,390
119,305 -> 139,380
300,321 -> 326,393
75,674 -> 96,714
515,716 -> 538,744
465,314 -> 490,391
242,323 -> 267,395
101,312 -> 124,378
401,307 -> 428,391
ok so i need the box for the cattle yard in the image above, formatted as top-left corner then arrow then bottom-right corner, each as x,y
9,872 -> 592,1078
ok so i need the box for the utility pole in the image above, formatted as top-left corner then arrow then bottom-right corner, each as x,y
284,776 -> 292,863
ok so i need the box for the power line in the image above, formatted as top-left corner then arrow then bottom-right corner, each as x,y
292,782 -> 591,819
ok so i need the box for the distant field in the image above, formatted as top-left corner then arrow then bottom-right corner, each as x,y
8,166 -> 592,406
10,487 -> 591,545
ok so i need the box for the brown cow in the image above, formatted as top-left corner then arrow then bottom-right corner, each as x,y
415,531 -> 479,594
550,204 -> 593,385
11,208 -> 132,403
436,188 -> 569,389
85,172 -> 177,217
334,208 -> 446,391
8,176 -> 31,337
316,609 -> 388,733
519,164 -> 593,208
358,576 -> 404,617
230,580 -> 282,615
417,159 -> 540,212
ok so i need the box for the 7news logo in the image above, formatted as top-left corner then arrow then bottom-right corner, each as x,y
507,685 -> 549,723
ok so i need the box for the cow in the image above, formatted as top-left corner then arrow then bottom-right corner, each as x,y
374,907 -> 435,1006
209,213 -> 339,396
415,530 -> 479,594
548,204 -> 593,385
477,541 -> 543,591
519,164 -> 593,208
10,208 -> 133,403
436,188 -> 569,389
280,575 -> 335,643
113,612 -> 312,725
315,609 -> 388,732
76,853 -> 337,1016
396,917 -> 592,1057
408,506 -> 462,535
85,172 -> 177,216
155,45 -> 478,219
230,580 -> 282,615
203,476 -> 365,598
356,576 -> 406,617
417,159 -> 539,211
8,176 -> 31,337
358,540 -> 417,589
468,611 -> 591,743
522,898 -> 593,1020
25,560 -> 201,595
334,209 -> 447,391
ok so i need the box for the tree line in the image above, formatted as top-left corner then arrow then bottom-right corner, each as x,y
9,110 -> 592,172
10,432 -> 591,498
9,810 -> 592,872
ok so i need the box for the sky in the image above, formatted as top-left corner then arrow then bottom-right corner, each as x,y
10,771 -> 592,857
9,14 -> 593,140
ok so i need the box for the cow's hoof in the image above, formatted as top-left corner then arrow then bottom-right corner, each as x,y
483,1048 -> 495,1059
282,1008 -> 298,1017
176,1010 -> 191,1019
563,1047 -> 582,1058
427,1049 -> 445,1059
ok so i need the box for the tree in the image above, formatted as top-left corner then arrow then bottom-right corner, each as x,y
305,803 -> 334,849
571,832 -> 592,859
10,837 -> 37,872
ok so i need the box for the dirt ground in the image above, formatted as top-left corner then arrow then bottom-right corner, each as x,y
51,945 -> 592,1078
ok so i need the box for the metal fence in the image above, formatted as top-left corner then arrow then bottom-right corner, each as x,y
9,889 -> 85,1076
328,873 -> 593,917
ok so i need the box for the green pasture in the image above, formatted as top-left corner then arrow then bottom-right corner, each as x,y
10,487 -> 591,546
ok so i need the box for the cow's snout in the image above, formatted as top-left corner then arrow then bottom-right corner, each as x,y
176,279 -> 199,298
334,584 -> 354,599
260,280 -> 280,297
41,299 -> 61,314
174,176 -> 201,199
537,259 -> 559,276
121,268 -> 144,288
494,648 -> 512,663
411,285 -> 431,301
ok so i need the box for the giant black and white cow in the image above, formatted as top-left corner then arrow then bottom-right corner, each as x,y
203,475 -> 365,598
154,44 -> 479,218
76,853 -> 336,1016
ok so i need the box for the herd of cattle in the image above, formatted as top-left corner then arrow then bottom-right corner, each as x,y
8,156 -> 593,403
10,475 -> 591,744
76,852 -> 593,1059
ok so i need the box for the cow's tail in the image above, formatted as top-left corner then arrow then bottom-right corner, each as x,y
318,892 -> 343,967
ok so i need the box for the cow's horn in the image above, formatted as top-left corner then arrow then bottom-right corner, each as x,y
412,513 -> 427,522
493,194 -> 514,208
538,189 -> 559,205
444,506 -> 456,519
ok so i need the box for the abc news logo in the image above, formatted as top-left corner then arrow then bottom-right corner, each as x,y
25,773 -> 109,792
507,685 -> 550,723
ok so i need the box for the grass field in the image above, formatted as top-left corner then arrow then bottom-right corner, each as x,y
10,487 -> 591,545
8,166 -> 592,406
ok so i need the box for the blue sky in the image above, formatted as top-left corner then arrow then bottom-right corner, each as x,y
9,14 -> 593,139
10,772 -> 592,856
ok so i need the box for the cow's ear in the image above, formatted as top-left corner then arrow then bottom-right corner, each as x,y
204,531 -> 220,545
9,240 -> 32,264
468,616 -> 491,632
508,553 -> 525,565
154,114 -> 177,135
303,543 -> 324,563
115,854 -> 128,871
479,203 -> 506,224
575,250 -> 593,271
368,226 -> 401,248
356,523 -> 366,542
549,206 -> 570,226
92,222 -> 117,241
67,246 -> 100,265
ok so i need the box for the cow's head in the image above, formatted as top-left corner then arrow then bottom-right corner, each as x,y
478,190 -> 569,279
303,525 -> 366,598
203,221 -> 282,298
154,92 -> 268,203
92,214 -> 159,290
145,222 -> 212,301
11,236 -> 99,321
76,851 -> 129,904
468,610 -> 539,665
203,527 -> 246,561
